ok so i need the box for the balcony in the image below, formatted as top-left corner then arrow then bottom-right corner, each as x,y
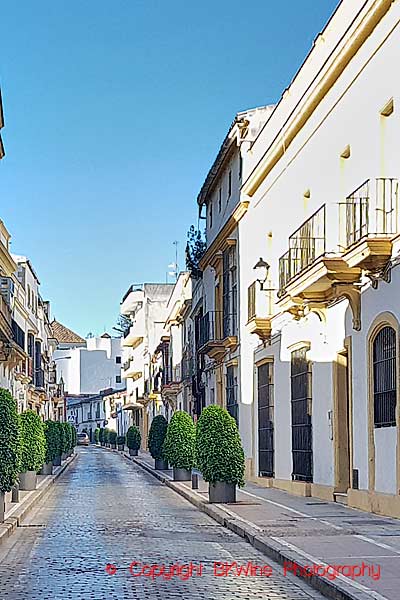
161,364 -> 182,394
277,179 -> 398,329
12,319 -> 25,351
0,291 -> 12,341
246,282 -> 272,343
122,357 -> 142,380
120,285 -> 144,316
122,310 -> 145,348
340,178 -> 398,271
198,311 -> 237,359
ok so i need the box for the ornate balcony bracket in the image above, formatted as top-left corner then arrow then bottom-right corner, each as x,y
332,283 -> 361,331
366,260 -> 392,289
247,318 -> 272,344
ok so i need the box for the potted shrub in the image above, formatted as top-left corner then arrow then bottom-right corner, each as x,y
117,435 -> 125,451
196,405 -> 245,503
70,423 -> 78,454
109,430 -> 117,449
0,389 -> 20,522
163,411 -> 195,481
99,427 -> 104,446
53,422 -> 63,466
103,428 -> 110,447
41,421 -> 58,475
61,422 -> 71,460
19,410 -> 46,491
126,425 -> 141,456
148,415 -> 168,470
94,428 -> 100,445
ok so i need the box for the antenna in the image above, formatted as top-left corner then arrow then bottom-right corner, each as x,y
167,241 -> 179,282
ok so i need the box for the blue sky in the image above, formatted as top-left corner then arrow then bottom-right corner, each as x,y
0,0 -> 339,337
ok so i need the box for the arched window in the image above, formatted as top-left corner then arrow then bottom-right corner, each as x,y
373,326 -> 397,428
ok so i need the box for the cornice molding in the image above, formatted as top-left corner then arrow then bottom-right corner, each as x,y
199,201 -> 249,269
242,0 -> 394,197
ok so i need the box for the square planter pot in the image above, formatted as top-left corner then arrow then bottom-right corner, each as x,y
0,492 -> 4,523
61,452 -> 68,461
129,448 -> 138,457
53,455 -> 62,467
111,444 -> 117,450
209,481 -> 236,503
117,444 -> 124,451
173,467 -> 192,481
40,462 -> 53,476
155,458 -> 169,470
19,471 -> 37,491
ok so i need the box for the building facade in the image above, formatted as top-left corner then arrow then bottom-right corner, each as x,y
235,0 -> 400,516
120,283 -> 173,446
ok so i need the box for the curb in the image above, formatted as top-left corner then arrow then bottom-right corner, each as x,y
0,453 -> 77,547
128,454 -> 379,600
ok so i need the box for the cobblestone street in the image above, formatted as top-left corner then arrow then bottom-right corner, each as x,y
0,448 -> 327,600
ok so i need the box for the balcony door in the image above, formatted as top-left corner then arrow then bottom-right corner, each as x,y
291,347 -> 313,482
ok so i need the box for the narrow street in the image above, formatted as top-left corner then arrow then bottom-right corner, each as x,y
0,449 -> 326,600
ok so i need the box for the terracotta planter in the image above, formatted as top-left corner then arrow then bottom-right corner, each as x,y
155,458 -> 169,470
129,448 -> 138,457
19,471 -> 37,491
173,467 -> 192,481
40,462 -> 53,476
209,481 -> 236,503
53,455 -> 61,467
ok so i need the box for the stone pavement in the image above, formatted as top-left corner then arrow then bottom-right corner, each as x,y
130,450 -> 400,600
0,446 -> 327,600
0,453 -> 76,547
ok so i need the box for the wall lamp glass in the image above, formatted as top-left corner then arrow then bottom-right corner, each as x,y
253,257 -> 270,290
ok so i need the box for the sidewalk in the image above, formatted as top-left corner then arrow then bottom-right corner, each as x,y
124,450 -> 400,600
0,453 -> 77,547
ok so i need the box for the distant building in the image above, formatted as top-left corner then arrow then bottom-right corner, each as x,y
53,323 -> 124,395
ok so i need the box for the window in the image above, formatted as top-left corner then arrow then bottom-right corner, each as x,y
226,366 -> 238,424
209,203 -> 213,228
218,188 -> 221,212
373,326 -> 397,427
116,356 -> 121,364
290,347 -> 313,482
238,155 -> 243,180
248,282 -> 256,321
116,375 -> 122,384
222,246 -> 237,337
228,170 -> 232,198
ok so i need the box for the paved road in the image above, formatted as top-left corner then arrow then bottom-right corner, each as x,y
0,448 -> 327,600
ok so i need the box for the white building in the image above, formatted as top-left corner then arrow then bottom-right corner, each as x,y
52,325 -> 124,395
120,283 -> 173,446
232,0 -> 400,517
195,107 -> 273,434
159,272 -> 193,415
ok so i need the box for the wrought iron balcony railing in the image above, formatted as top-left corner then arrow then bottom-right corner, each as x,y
339,178 -> 399,249
278,205 -> 326,296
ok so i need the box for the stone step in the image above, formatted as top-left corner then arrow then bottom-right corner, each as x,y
334,492 -> 348,505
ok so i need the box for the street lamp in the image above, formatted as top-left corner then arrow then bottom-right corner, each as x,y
253,257 -> 270,290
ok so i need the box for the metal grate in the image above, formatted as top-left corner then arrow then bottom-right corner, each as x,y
226,365 -> 238,425
373,326 -> 396,428
258,362 -> 274,477
291,348 -> 313,482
